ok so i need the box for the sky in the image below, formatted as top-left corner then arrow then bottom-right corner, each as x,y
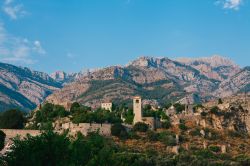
0,0 -> 249,73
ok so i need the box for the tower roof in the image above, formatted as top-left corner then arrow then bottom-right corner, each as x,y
134,96 -> 141,99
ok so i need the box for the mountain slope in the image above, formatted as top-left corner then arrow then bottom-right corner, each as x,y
1,55 -> 246,111
177,55 -> 240,81
0,62 -> 62,112
214,67 -> 250,98
47,56 -> 234,108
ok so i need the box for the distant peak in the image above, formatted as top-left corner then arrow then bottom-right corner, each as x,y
177,55 -> 238,68
242,66 -> 250,72
127,56 -> 171,68
50,71 -> 68,81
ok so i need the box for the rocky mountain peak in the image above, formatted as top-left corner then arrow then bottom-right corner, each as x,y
50,71 -> 68,81
177,55 -> 238,68
176,55 -> 240,81
127,56 -> 173,68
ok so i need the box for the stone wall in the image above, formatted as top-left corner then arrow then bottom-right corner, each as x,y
0,129 -> 41,143
60,122 -> 112,136
0,124 -> 112,154
0,129 -> 41,155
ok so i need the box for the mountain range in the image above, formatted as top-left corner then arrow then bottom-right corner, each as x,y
0,55 -> 249,111
0,62 -> 62,112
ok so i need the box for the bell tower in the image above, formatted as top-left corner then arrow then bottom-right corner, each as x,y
133,96 -> 142,124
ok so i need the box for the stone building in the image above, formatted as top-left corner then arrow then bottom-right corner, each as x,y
133,96 -> 161,130
101,102 -> 112,111
133,96 -> 142,124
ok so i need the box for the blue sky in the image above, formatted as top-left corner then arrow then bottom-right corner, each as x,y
0,0 -> 249,73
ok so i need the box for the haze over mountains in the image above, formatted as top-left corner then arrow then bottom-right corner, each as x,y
0,55 -> 249,112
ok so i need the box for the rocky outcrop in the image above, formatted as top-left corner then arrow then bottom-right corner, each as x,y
177,55 -> 240,81
50,71 -> 80,84
0,62 -> 62,112
214,67 -> 250,98
203,96 -> 250,133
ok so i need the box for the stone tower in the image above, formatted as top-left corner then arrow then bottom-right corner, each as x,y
133,96 -> 142,124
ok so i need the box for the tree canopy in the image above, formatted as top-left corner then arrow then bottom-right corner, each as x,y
0,130 -> 6,151
0,109 -> 25,129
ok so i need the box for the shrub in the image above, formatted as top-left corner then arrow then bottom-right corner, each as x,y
228,130 -> 248,138
0,109 -> 25,129
39,121 -> 53,130
0,130 -> 6,150
174,103 -> 185,114
111,123 -> 128,139
70,102 -> 81,111
218,98 -> 223,104
179,123 -> 188,131
133,122 -> 149,132
209,146 -> 221,153
200,111 -> 207,117
189,128 -> 201,136
161,120 -> 171,129
35,103 -> 69,125
210,106 -> 221,116
164,103 -> 172,109
127,131 -> 140,139
147,131 -> 159,141
158,131 -> 176,146
123,109 -> 134,124
194,149 -> 216,159
204,128 -> 221,140
234,155 -> 250,166
143,110 -> 155,117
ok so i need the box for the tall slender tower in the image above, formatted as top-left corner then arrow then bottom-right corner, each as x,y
133,96 -> 142,124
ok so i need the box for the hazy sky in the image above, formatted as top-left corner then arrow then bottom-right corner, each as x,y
0,0 -> 249,73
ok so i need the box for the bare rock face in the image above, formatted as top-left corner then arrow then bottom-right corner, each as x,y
50,71 -> 79,84
214,67 -> 250,98
177,55 -> 240,81
204,96 -> 250,133
0,62 -> 62,112
50,71 -> 68,82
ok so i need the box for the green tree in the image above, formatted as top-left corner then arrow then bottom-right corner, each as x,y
0,109 -> 25,129
0,130 -> 6,151
70,102 -> 81,111
133,122 -> 149,132
173,103 -> 185,114
3,131 -> 72,166
210,106 -> 221,116
218,98 -> 223,104
179,123 -> 188,131
34,103 -> 69,129
209,146 -> 220,153
123,108 -> 134,124
69,132 -> 92,166
162,120 -> 171,129
158,131 -> 177,146
111,123 -> 128,139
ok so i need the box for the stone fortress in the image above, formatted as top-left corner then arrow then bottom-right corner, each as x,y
2,95 -> 249,155
0,96 -> 158,154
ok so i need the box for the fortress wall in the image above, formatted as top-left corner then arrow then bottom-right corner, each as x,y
0,129 -> 41,143
0,125 -> 111,154
61,123 -> 112,136
0,123 -> 111,143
